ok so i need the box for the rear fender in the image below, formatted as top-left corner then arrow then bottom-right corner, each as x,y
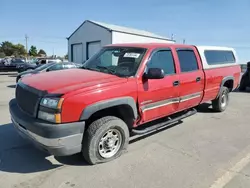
216,76 -> 234,98
80,97 -> 138,120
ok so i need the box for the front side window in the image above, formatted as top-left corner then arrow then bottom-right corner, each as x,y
82,47 -> 147,77
147,50 -> 175,75
177,49 -> 199,72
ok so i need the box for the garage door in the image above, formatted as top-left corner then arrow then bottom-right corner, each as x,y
87,41 -> 101,59
72,44 -> 83,63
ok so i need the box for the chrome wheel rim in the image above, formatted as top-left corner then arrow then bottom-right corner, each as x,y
221,91 -> 228,108
98,129 -> 122,159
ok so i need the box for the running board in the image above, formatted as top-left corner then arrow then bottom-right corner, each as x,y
131,108 -> 197,135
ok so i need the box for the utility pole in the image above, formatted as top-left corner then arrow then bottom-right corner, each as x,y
171,33 -> 174,41
25,34 -> 28,59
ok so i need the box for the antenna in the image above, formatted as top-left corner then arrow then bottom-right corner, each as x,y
171,34 -> 174,40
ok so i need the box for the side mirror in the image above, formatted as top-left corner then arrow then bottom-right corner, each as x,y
144,68 -> 165,79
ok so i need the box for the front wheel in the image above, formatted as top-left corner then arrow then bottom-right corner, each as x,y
212,86 -> 229,112
82,116 -> 129,165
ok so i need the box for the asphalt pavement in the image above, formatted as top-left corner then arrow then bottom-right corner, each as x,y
0,72 -> 250,188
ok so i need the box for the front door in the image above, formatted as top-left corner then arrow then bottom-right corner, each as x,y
138,48 -> 180,123
174,47 -> 205,111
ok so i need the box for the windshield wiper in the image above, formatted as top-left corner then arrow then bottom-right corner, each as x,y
81,66 -> 95,71
96,65 -> 116,75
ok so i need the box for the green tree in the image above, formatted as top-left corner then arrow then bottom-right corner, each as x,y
13,43 -> 26,56
29,45 -> 37,56
0,52 -> 5,58
0,41 -> 14,56
64,54 -> 68,59
0,41 -> 26,56
38,49 -> 46,56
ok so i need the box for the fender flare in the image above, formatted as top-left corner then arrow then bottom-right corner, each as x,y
80,97 -> 138,120
216,76 -> 234,98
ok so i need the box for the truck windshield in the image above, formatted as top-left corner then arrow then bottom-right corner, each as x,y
82,47 -> 147,77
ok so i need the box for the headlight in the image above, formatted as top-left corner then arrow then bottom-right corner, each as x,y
38,111 -> 61,123
38,97 -> 64,123
40,98 -> 63,109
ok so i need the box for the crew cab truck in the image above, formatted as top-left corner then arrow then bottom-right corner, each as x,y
9,43 -> 241,165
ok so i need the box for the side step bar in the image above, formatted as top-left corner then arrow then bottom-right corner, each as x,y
131,108 -> 197,135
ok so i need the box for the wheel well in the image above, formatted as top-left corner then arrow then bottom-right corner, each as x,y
223,79 -> 234,92
85,105 -> 135,129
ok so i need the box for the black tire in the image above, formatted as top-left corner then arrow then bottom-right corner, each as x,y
212,86 -> 229,112
82,116 -> 129,165
238,84 -> 246,91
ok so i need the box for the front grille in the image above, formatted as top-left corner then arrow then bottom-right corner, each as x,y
15,83 -> 41,117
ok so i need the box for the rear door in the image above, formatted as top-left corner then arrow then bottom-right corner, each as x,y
138,48 -> 180,123
173,47 -> 205,111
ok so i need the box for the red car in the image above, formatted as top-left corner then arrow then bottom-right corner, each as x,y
9,43 -> 241,165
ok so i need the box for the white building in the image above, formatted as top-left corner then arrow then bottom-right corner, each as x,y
67,20 -> 175,63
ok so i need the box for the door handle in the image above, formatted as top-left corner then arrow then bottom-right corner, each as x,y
173,80 -> 180,86
196,77 -> 201,82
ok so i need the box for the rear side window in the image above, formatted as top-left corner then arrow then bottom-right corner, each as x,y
177,49 -> 199,72
147,50 -> 175,75
204,50 -> 236,65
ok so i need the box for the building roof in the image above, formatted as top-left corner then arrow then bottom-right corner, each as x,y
68,20 -> 174,42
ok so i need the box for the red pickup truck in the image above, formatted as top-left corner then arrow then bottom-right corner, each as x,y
9,43 -> 241,165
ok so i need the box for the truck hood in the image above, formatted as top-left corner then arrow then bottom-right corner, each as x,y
21,69 -> 128,94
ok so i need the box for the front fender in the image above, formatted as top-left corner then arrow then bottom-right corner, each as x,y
80,96 -> 138,120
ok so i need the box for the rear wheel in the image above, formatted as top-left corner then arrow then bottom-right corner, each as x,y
212,86 -> 229,112
82,116 -> 129,165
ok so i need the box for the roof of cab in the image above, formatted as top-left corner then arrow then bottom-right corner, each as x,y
105,43 -> 194,49
106,43 -> 236,50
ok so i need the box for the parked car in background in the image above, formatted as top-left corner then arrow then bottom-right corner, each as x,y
36,58 -> 62,65
16,61 -> 81,82
17,62 -> 38,73
9,43 -> 241,165
238,61 -> 250,91
0,58 -> 29,72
